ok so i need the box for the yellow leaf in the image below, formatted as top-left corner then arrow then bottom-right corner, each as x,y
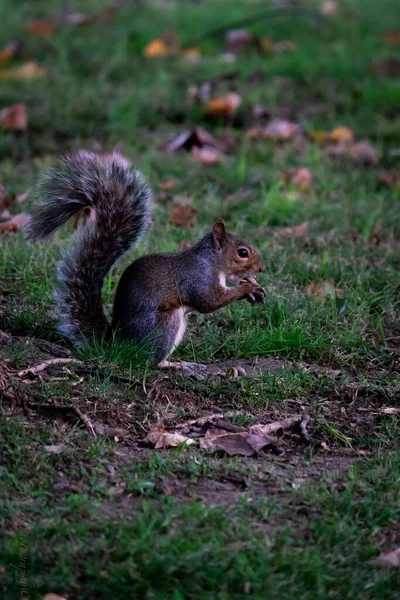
0,61 -> 47,81
143,38 -> 169,57
206,92 -> 241,117
260,37 -> 274,52
308,130 -> 328,143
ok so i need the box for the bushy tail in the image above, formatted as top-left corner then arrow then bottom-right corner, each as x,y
27,151 -> 152,345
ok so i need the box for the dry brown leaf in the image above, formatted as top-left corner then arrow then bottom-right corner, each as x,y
0,212 -> 30,233
382,30 -> 400,46
306,279 -> 344,299
250,416 -> 302,435
144,428 -> 195,449
200,428 -> 277,456
0,42 -> 19,67
166,126 -> 224,152
169,205 -> 198,227
379,170 -> 400,188
0,61 -> 47,81
191,146 -> 225,165
225,29 -> 254,53
247,119 -> 300,141
375,547 -> 400,568
0,104 -> 27,131
328,126 -> 354,144
43,594 -> 68,600
26,19 -> 57,38
273,221 -> 309,238
206,92 -> 241,117
348,140 -> 378,165
372,57 -> 400,77
284,168 -> 312,192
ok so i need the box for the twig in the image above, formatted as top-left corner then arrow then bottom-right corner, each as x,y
24,401 -> 96,437
18,358 -> 83,378
250,415 -> 301,435
73,406 -> 97,438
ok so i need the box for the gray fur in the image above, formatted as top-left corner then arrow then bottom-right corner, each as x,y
27,151 -> 152,345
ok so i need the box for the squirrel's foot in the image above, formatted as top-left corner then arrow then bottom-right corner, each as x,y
157,360 -> 207,375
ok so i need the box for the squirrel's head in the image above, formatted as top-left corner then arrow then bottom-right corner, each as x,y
211,219 -> 264,285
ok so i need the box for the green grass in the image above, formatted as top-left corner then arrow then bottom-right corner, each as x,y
1,0 -> 400,598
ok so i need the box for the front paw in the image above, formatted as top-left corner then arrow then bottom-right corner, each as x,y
240,281 -> 266,304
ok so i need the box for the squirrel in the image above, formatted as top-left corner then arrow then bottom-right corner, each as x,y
27,151 -> 266,371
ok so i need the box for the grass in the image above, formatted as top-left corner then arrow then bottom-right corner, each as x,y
0,0 -> 399,598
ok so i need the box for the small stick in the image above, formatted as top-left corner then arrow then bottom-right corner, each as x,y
73,406 -> 97,438
18,358 -> 83,378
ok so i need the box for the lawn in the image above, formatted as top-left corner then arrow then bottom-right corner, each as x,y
0,0 -> 399,598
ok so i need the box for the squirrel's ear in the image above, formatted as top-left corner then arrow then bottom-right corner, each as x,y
212,218 -> 227,251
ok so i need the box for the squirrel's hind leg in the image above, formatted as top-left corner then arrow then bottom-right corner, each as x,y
154,308 -> 205,373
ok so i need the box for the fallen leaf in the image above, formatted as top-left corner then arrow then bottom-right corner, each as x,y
0,61 -> 47,81
382,30 -> 400,46
144,38 -> 169,57
200,428 -> 277,456
225,29 -> 254,53
170,205 -> 198,227
191,146 -> 225,165
247,119 -> 300,141
0,209 -> 11,220
144,428 -> 196,449
44,444 -> 66,454
0,42 -> 19,67
26,19 -> 57,38
166,126 -> 224,152
144,31 -> 179,58
328,126 -> 354,144
378,170 -> 400,188
205,92 -> 241,117
372,57 -> 400,77
321,1 -> 338,16
306,279 -> 344,299
0,104 -> 27,131
273,221 -> 309,238
250,415 -> 301,435
284,168 -> 312,192
375,547 -> 400,568
348,140 -> 378,165
43,594 -> 68,600
0,212 -> 30,232
260,37 -> 274,52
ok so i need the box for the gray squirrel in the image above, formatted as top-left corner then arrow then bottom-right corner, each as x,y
27,151 -> 265,370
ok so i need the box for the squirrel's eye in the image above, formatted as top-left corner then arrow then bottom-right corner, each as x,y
238,248 -> 249,258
